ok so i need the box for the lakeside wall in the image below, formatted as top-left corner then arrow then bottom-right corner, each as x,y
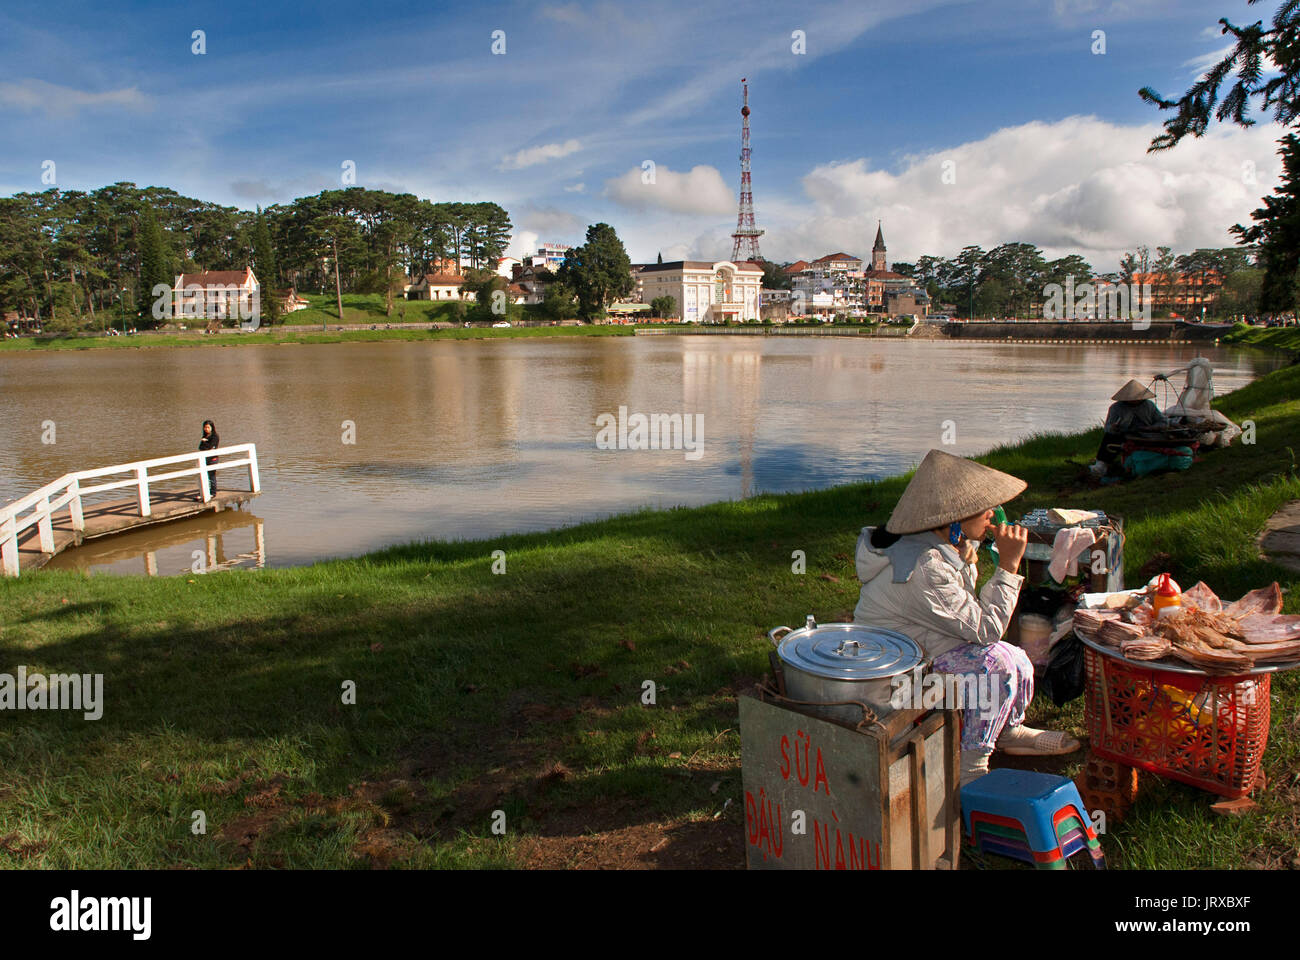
943,320 -> 1231,342
638,320 -> 1232,342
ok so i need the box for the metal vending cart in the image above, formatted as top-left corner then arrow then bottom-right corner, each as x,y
741,618 -> 962,870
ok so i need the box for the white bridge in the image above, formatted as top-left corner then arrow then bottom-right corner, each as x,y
1,444 -> 260,576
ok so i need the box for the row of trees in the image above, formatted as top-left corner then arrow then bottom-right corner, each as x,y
894,243 -> 1259,319
756,241 -> 1263,320
0,184 -> 512,326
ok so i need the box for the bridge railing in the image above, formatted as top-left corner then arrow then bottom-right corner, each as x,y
0,443 -> 260,577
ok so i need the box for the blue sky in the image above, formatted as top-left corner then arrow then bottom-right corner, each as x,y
0,0 -> 1287,268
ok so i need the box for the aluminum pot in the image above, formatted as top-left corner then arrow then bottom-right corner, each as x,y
768,615 -> 924,726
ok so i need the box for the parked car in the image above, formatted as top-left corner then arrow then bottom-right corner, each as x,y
492,321 -> 511,328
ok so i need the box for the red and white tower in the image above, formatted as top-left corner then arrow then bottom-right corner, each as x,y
730,78 -> 764,264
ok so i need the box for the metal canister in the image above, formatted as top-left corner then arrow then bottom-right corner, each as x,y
768,615 -> 923,725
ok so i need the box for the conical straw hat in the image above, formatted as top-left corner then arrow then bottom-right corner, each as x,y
1112,378 -> 1155,401
885,449 -> 1028,535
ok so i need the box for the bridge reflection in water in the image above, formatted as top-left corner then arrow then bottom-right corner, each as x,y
46,506 -> 266,576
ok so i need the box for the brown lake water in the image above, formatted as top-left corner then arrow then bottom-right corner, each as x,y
0,337 -> 1283,576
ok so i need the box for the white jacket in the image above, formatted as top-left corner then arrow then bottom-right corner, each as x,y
852,527 -> 1024,661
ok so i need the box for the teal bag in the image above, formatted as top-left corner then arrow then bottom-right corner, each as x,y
1125,447 -> 1193,477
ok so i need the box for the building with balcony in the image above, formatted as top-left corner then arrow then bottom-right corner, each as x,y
638,260 -> 763,322
171,268 -> 259,320
811,252 -> 864,277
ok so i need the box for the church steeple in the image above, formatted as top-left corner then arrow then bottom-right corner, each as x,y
871,221 -> 887,272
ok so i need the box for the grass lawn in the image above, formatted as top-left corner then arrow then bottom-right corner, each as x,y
0,323 -> 634,353
280,293 -> 471,326
1,352 -> 1299,869
1223,323 -> 1300,356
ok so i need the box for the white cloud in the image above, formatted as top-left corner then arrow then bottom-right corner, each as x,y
540,3 -> 585,25
506,230 -> 539,260
757,116 -> 1283,269
1051,0 -> 1144,21
0,79 -> 148,115
563,182 -> 585,192
1182,42 -> 1234,76
515,204 -> 586,238
499,139 -> 581,170
604,163 -> 734,215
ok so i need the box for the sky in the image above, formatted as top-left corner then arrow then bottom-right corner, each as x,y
0,0 -> 1289,271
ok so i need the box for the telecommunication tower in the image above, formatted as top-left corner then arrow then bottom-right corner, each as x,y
730,78 -> 764,263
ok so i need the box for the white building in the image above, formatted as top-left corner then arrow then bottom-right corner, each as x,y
638,260 -> 763,322
524,243 -> 570,272
407,272 -> 468,301
790,270 -> 862,316
496,257 -> 521,279
171,268 -> 259,320
811,252 -> 864,278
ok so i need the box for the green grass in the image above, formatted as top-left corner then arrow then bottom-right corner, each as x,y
0,323 -> 634,352
280,293 -> 473,326
1222,322 -> 1300,355
2,361 -> 1300,869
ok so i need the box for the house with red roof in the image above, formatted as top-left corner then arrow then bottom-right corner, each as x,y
812,252 -> 864,277
171,267 -> 260,321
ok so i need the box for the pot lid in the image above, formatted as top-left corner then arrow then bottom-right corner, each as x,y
777,621 -> 922,680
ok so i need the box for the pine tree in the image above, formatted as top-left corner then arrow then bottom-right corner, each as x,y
1233,134 -> 1300,315
556,223 -> 633,320
252,207 -> 281,324
137,206 -> 171,324
657,251 -> 663,264
1141,1 -> 1300,152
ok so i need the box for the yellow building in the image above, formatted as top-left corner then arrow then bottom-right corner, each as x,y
638,260 -> 763,322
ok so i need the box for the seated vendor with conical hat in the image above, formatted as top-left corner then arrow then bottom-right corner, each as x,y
1093,378 -> 1168,471
853,450 -> 1080,785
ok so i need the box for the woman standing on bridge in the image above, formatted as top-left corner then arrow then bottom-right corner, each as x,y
198,420 -> 219,499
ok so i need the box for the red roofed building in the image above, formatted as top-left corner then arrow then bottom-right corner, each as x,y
407,272 -> 469,301
812,252 -> 864,277
171,267 -> 259,320
1130,269 -> 1222,315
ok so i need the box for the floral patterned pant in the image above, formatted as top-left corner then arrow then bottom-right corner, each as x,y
930,640 -> 1034,751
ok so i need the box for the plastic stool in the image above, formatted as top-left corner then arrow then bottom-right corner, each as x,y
962,768 -> 1105,868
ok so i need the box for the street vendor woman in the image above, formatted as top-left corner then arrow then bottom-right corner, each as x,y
1094,378 -> 1168,470
853,449 -> 1080,785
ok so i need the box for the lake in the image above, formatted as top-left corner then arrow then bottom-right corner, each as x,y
0,336 -> 1283,575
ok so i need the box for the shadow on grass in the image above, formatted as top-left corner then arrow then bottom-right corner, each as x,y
3,362 -> 1298,866
18,600 -> 118,623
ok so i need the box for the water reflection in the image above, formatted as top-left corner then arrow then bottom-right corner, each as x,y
0,337 -> 1284,576
45,508 -> 266,575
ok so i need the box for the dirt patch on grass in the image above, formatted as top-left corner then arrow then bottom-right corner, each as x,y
515,811 -> 744,869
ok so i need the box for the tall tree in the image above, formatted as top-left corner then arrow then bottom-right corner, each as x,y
1140,0 -> 1300,152
1233,133 -> 1300,314
760,260 -> 790,290
557,223 -> 634,319
1151,246 -> 1178,315
252,207 -> 281,325
949,245 -> 985,317
1140,2 -> 1300,315
137,206 -> 171,324
543,281 -> 579,321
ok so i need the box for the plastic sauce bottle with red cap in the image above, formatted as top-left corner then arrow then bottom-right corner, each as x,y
1152,573 -> 1182,617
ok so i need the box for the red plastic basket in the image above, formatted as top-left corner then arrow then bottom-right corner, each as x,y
1083,647 -> 1269,798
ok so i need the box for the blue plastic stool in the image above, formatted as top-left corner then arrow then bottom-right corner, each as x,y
961,768 -> 1098,856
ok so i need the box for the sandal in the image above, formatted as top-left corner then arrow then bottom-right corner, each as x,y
996,725 -> 1080,756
